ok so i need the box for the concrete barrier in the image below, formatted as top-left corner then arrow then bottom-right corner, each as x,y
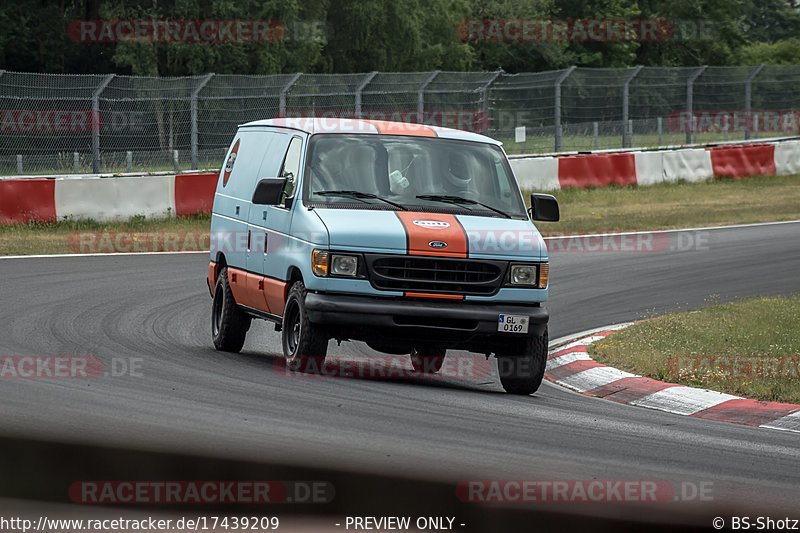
510,157 -> 560,191
633,151 -> 665,186
54,175 -> 174,221
662,148 -> 714,183
774,140 -> 800,176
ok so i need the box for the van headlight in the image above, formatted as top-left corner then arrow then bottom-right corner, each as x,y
508,263 -> 548,288
509,264 -> 537,286
330,254 -> 358,276
312,250 -> 359,277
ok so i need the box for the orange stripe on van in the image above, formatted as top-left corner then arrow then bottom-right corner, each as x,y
395,212 -> 468,258
405,292 -> 464,300
207,261 -> 219,295
226,266 -> 287,316
365,120 -> 437,137
262,277 -> 287,316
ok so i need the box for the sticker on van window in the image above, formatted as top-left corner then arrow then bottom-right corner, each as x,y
222,138 -> 241,187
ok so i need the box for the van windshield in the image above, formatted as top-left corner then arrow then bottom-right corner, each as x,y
303,134 -> 527,219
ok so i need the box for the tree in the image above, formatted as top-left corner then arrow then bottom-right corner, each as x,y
321,0 -> 473,72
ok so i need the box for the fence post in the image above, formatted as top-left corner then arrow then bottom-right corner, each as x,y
190,73 -> 214,170
622,66 -> 643,148
685,66 -> 707,145
92,74 -> 115,173
126,151 -> 132,172
16,154 -> 22,175
417,71 -> 440,123
476,69 -> 503,132
593,122 -> 599,149
279,73 -> 302,118
745,64 -> 764,141
657,117 -> 663,146
554,66 -> 576,152
74,152 -> 80,173
354,71 -> 378,118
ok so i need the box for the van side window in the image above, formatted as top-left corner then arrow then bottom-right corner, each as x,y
279,137 -> 303,200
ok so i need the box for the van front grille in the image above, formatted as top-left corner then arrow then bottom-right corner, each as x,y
366,255 -> 505,295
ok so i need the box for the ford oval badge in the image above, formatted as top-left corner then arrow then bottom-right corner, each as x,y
429,240 -> 448,249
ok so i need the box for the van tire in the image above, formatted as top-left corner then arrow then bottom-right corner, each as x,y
212,267 -> 251,353
282,282 -> 328,373
410,346 -> 446,374
497,328 -> 548,395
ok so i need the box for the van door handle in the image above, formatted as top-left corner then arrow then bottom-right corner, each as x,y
247,230 -> 251,251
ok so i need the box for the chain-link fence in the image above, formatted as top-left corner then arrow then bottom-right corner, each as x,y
2,65 -> 800,175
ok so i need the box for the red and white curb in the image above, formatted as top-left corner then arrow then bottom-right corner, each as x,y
546,323 -> 800,433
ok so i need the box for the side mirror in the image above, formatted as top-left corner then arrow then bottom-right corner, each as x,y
252,178 -> 287,205
529,193 -> 560,222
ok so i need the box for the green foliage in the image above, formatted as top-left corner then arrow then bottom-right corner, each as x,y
1,0 -> 800,74
737,38 -> 800,65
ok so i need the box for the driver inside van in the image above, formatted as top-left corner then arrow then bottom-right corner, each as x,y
443,151 -> 476,198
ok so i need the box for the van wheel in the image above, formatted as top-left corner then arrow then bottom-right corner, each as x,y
282,282 -> 328,373
410,346 -> 446,374
497,328 -> 548,395
212,267 -> 251,353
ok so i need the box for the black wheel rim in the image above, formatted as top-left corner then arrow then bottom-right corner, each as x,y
212,285 -> 223,337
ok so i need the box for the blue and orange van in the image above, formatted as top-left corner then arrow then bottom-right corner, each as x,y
207,118 -> 558,394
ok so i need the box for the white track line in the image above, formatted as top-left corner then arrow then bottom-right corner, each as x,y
543,218 -> 800,241
2,219 -> 799,260
0,251 -> 207,260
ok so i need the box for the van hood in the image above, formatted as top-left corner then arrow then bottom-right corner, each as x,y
313,208 -> 546,260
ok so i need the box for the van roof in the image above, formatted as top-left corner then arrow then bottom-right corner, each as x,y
240,118 -> 502,145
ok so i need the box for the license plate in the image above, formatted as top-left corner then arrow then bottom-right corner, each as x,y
497,314 -> 529,334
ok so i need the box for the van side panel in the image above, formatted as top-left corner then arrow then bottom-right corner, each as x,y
210,129 -> 277,271
246,131 -> 293,276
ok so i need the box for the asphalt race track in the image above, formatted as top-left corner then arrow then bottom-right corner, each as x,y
1,221 -> 799,531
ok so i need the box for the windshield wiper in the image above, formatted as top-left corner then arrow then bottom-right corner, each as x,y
415,194 -> 511,219
316,190 -> 408,211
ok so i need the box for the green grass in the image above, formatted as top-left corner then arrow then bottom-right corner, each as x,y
529,173 -> 800,236
0,214 -> 211,255
2,173 -> 800,255
588,296 -> 800,404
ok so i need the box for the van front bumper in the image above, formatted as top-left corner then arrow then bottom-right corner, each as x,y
304,292 -> 548,350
